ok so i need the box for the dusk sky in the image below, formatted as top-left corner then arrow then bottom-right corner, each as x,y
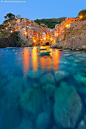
0,0 -> 86,24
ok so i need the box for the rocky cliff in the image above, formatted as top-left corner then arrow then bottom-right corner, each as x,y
51,20 -> 86,51
0,32 -> 20,48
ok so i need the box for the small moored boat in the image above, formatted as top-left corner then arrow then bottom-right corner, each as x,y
40,51 -> 51,55
39,48 -> 47,50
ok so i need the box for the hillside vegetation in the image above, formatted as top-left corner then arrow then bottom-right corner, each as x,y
34,17 -> 66,28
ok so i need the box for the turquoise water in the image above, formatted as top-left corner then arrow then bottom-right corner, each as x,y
0,47 -> 86,129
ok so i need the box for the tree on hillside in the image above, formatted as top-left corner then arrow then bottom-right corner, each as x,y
78,9 -> 86,16
4,16 -> 7,20
78,9 -> 86,20
4,13 -> 15,20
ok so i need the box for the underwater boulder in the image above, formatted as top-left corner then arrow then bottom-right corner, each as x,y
54,83 -> 82,128
36,112 -> 51,129
54,70 -> 69,83
39,73 -> 55,85
42,83 -> 56,101
19,88 -> 45,118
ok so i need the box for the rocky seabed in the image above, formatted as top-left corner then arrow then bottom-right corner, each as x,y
0,68 -> 86,129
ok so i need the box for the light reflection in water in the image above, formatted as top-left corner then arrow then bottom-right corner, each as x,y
53,50 -> 60,71
40,56 -> 46,70
23,49 -> 29,75
32,47 -> 38,72
22,47 -> 60,75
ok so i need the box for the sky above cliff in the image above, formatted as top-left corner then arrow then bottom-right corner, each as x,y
0,0 -> 86,24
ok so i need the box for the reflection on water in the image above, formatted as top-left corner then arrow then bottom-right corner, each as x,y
32,47 -> 38,72
53,50 -> 60,71
22,46 -> 60,75
23,49 -> 30,75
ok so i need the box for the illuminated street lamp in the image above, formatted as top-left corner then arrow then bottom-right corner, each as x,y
25,32 -> 27,36
79,15 -> 83,19
65,24 -> 70,29
50,38 -> 53,41
56,33 -> 58,36
33,40 -> 36,42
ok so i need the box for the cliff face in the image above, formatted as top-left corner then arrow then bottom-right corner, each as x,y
53,20 -> 86,50
0,32 -> 19,48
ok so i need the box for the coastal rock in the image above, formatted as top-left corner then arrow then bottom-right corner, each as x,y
19,88 -> 45,117
50,43 -> 58,48
0,32 -> 20,48
36,112 -> 51,129
27,69 -> 42,79
39,73 -> 55,85
54,70 -> 69,83
42,83 -> 56,101
54,84 -> 82,128
82,45 -> 86,50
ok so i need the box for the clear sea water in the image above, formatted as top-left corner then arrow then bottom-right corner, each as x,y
0,46 -> 86,129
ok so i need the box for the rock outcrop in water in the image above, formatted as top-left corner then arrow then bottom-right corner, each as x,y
0,32 -> 20,48
54,82 -> 82,128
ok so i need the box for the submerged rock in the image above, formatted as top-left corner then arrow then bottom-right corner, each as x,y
78,120 -> 86,129
36,112 -> 51,129
19,88 -> 45,117
74,74 -> 86,85
27,69 -> 42,79
42,83 -> 56,101
54,70 -> 69,83
39,73 -> 55,85
78,115 -> 86,129
54,84 -> 82,128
